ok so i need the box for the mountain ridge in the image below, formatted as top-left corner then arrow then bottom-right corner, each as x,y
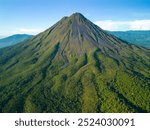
0,34 -> 33,48
109,30 -> 150,48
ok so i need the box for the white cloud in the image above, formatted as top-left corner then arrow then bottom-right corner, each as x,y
18,28 -> 43,34
94,20 -> 150,31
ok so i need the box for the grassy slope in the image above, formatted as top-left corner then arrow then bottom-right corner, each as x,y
0,46 -> 149,112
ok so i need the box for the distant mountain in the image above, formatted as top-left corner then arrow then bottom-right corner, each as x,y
110,31 -> 150,48
0,13 -> 150,113
0,34 -> 33,48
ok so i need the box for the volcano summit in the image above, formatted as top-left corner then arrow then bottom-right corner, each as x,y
0,13 -> 150,112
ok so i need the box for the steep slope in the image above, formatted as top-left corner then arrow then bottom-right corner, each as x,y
110,31 -> 150,48
0,13 -> 150,113
0,34 -> 33,48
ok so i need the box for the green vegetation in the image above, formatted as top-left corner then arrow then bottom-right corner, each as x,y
0,13 -> 150,113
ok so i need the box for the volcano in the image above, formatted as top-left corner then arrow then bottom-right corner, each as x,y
0,13 -> 150,112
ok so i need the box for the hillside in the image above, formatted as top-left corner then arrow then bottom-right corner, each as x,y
110,31 -> 150,48
0,13 -> 150,113
0,34 -> 33,48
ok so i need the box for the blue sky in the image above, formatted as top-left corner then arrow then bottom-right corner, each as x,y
0,0 -> 150,36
